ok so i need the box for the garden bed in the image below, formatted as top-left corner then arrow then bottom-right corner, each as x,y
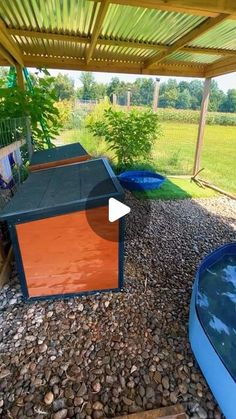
0,196 -> 235,418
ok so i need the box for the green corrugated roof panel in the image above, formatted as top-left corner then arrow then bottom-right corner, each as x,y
0,0 -> 98,36
190,19 -> 236,50
168,51 -> 221,64
12,35 -> 87,58
101,5 -> 205,45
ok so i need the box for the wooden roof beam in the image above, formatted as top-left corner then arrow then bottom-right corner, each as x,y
0,44 -> 16,66
86,0 -> 110,63
205,56 -> 236,77
0,19 -> 24,66
93,0 -> 236,17
11,54 -> 205,77
9,29 -> 236,58
143,13 -> 229,69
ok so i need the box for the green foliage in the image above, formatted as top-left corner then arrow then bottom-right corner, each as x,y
155,108 -> 236,126
52,73 -> 75,101
86,97 -> 111,126
0,75 -> 61,150
88,107 -> 162,169
78,72 -> 105,101
220,89 -> 236,113
55,100 -> 89,130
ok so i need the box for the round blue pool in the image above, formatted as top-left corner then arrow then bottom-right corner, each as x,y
118,170 -> 166,191
189,242 -> 236,419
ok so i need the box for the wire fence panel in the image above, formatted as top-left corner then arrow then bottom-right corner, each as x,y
0,116 -> 31,209
153,122 -> 198,175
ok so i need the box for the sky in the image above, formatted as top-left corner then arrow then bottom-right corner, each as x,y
42,69 -> 236,92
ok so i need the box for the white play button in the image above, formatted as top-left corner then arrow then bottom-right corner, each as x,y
108,198 -> 131,222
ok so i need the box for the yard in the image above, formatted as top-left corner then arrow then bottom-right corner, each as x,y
57,121 -> 236,196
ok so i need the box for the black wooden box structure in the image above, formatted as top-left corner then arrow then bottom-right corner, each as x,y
29,142 -> 90,172
0,158 -> 124,301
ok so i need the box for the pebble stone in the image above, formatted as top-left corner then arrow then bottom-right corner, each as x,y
0,196 -> 234,418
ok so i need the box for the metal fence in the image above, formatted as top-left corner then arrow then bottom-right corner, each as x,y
0,116 -> 32,209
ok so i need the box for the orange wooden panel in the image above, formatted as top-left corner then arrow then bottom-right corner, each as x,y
28,154 -> 91,172
16,207 -> 119,297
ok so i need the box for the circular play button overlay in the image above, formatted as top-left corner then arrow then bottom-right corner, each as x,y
85,179 -> 151,243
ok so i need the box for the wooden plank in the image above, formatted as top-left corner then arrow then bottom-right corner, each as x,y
144,13 -> 229,69
86,0 -> 110,63
16,64 -> 25,89
0,140 -> 26,160
153,77 -> 161,111
0,44 -> 16,66
0,19 -> 24,66
6,55 -> 205,77
28,155 -> 91,172
205,56 -> 236,77
0,247 -> 13,289
92,0 -> 236,16
194,178 -> 236,200
9,29 -> 236,57
115,404 -> 187,419
193,78 -> 211,175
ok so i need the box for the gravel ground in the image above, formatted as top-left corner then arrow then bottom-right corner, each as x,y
0,196 -> 235,419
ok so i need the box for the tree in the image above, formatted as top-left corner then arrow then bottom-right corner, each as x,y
176,89 -> 191,109
188,80 -> 203,110
79,72 -> 97,100
53,73 -> 74,101
220,89 -> 236,112
106,77 -> 126,104
159,79 -> 178,108
209,80 -> 225,111
132,78 -> 154,106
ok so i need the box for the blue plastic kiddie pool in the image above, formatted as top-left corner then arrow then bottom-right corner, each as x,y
189,242 -> 236,419
118,170 -> 166,191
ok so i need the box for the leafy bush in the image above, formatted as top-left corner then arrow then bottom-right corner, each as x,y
0,76 -> 61,150
86,97 -> 111,126
55,100 -> 90,130
88,107 -> 162,169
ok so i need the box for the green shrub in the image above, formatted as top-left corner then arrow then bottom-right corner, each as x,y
0,76 -> 61,150
88,107 -> 162,169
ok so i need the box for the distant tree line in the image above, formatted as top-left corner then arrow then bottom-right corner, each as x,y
53,72 -> 236,113
1,68 -> 236,113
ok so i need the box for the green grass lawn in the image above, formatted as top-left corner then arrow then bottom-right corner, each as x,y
57,121 -> 236,195
134,178 -> 217,200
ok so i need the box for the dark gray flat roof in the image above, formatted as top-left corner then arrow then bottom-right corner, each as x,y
1,158 -> 123,221
30,143 -> 88,165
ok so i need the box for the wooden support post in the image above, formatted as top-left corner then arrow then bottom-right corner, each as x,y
112,93 -> 117,105
127,89 -> 131,110
193,77 -> 211,175
153,77 -> 160,112
26,117 -> 33,159
16,64 -> 24,89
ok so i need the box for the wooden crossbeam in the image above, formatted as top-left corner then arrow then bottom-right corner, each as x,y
0,44 -> 16,66
205,55 -> 236,76
9,28 -> 236,58
143,13 -> 229,68
0,19 -> 24,66
86,0 -> 110,63
93,0 -> 236,17
0,54 -> 204,77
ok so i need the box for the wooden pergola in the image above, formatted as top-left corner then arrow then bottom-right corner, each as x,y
0,0 -> 236,175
